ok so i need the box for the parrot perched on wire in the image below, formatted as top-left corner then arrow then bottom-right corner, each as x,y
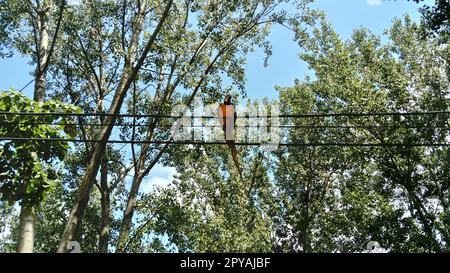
218,95 -> 243,180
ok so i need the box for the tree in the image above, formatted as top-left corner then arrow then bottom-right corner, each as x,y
0,0 -> 67,101
0,90 -> 79,252
0,0 -> 68,252
51,0 -> 174,252
275,15 -> 449,252
112,0 -> 319,253
123,143 -> 276,252
406,0 -> 449,42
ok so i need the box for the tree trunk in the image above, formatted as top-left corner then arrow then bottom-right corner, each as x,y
98,155 -> 110,253
17,3 -> 52,253
115,173 -> 143,252
57,0 -> 173,252
17,204 -> 35,253
34,7 -> 49,102
116,145 -> 167,252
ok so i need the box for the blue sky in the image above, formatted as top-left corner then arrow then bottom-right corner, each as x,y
244,0 -> 433,100
0,0 -> 433,193
0,0 -> 432,99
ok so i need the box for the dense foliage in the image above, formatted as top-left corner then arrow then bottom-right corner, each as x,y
0,0 -> 448,253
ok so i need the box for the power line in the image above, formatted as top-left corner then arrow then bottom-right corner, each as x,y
0,111 -> 175,119
1,110 -> 450,119
19,79 -> 35,92
1,120 -> 449,130
269,111 -> 450,118
0,137 -> 449,147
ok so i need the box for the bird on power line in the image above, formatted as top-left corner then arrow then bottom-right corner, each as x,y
218,95 -> 243,180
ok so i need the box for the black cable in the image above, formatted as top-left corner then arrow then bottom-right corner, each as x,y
1,110 -> 449,119
19,79 -> 35,92
0,137 -> 449,147
278,111 -> 450,118
0,120 -> 448,130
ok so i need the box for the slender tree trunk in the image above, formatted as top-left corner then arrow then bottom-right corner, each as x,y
57,0 -> 173,252
17,3 -> 53,253
17,204 -> 35,253
98,155 -> 110,253
116,143 -> 167,253
34,7 -> 49,102
116,172 -> 143,252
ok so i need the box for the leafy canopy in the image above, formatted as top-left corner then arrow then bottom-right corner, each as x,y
0,90 -> 81,206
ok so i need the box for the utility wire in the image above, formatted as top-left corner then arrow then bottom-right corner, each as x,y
1,110 -> 449,119
19,79 -> 35,92
0,120 -> 449,130
0,137 -> 449,147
